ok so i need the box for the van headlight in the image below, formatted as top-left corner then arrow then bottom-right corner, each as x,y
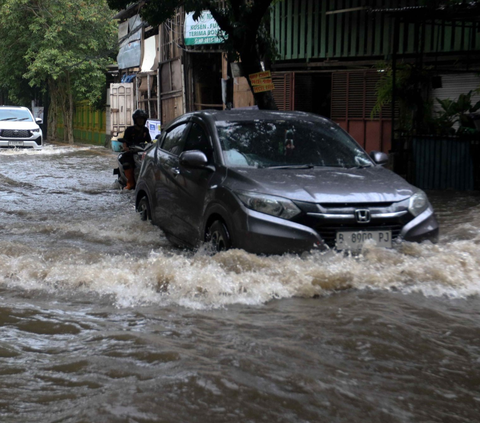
408,190 -> 429,217
235,191 -> 301,220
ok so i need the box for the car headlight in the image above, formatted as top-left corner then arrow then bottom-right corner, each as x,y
408,190 -> 429,217
235,191 -> 301,220
31,128 -> 40,132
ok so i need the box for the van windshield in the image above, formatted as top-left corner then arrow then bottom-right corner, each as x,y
216,119 -> 373,168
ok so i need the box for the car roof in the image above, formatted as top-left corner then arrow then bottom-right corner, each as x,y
168,109 -> 331,127
197,109 -> 328,123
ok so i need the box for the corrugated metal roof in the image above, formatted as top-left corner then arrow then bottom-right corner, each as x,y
370,2 -> 480,21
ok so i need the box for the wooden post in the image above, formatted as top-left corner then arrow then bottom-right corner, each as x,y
391,15 -> 399,151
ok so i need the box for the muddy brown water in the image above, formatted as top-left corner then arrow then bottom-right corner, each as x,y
1,145 -> 480,423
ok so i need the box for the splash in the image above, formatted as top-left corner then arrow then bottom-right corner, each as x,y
1,145 -> 479,309
0,144 -> 92,157
0,237 -> 479,309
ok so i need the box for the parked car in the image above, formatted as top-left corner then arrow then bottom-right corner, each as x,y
135,110 -> 438,254
0,106 -> 43,149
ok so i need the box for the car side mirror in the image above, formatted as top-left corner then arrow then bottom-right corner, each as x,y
370,151 -> 388,166
179,150 -> 209,168
35,118 -> 43,125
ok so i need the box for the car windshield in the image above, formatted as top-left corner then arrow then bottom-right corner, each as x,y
216,119 -> 373,168
0,109 -> 33,122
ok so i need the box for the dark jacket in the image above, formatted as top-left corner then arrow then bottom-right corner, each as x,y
124,125 -> 151,147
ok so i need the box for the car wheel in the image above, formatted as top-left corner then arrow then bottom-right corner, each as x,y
137,196 -> 151,221
208,220 -> 232,252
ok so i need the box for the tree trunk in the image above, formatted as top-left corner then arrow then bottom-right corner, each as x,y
57,73 -> 74,144
237,36 -> 278,110
240,59 -> 278,110
65,72 -> 74,144
47,78 -> 58,142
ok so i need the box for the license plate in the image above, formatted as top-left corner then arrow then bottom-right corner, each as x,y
8,141 -> 24,147
336,230 -> 392,250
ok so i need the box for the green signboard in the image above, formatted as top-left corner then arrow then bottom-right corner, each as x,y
184,11 -> 227,46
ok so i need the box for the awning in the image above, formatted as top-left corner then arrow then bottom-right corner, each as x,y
140,36 -> 158,73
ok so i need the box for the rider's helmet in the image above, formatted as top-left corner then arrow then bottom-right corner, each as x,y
132,109 -> 148,124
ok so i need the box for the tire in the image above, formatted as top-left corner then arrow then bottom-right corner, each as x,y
137,196 -> 151,221
207,220 -> 232,252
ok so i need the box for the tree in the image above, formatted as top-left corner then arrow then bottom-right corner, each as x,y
0,0 -> 117,143
107,0 -> 279,110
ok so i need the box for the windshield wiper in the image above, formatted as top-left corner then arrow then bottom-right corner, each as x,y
265,164 -> 315,169
0,118 -> 17,121
347,164 -> 373,169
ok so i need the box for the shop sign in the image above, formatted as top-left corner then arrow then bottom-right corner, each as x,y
253,83 -> 275,93
184,11 -> 227,45
147,120 -> 161,140
249,71 -> 274,93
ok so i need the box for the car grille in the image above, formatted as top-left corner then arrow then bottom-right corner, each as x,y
292,203 -> 412,249
1,130 -> 31,138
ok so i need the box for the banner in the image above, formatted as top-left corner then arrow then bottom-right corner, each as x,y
184,11 -> 227,46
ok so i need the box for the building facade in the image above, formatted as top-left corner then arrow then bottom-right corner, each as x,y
109,1 -> 480,155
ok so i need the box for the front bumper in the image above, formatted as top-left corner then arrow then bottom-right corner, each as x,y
0,135 -> 43,149
400,207 -> 439,243
230,205 -> 438,255
231,208 -> 325,255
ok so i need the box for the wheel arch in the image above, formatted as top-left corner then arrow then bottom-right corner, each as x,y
202,203 -> 235,245
204,213 -> 228,240
135,188 -> 150,209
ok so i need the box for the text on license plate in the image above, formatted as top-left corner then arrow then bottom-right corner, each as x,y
336,230 -> 392,250
8,141 -> 24,146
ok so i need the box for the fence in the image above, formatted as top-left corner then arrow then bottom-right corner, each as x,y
57,101 -> 107,146
398,136 -> 480,191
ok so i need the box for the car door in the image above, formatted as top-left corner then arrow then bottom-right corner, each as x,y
152,122 -> 189,235
169,120 -> 217,245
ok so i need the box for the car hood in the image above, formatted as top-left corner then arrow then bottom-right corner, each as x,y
0,121 -> 39,130
227,166 -> 416,203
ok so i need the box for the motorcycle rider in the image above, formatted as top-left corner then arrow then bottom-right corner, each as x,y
120,109 -> 151,190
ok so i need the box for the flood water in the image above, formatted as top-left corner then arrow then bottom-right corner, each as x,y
1,145 -> 480,423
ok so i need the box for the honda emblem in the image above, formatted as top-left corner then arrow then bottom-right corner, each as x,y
355,209 -> 371,223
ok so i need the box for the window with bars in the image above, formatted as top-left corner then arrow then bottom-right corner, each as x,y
331,70 -> 392,120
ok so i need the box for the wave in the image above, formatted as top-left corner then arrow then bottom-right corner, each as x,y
1,237 -> 479,309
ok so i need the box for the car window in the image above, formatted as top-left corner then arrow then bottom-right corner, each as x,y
183,123 -> 214,162
215,119 -> 373,169
0,109 -> 34,122
161,123 -> 188,155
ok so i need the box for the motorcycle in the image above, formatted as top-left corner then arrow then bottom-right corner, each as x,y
113,140 -> 153,190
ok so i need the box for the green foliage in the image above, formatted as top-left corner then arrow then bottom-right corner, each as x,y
432,90 -> 480,135
0,0 -> 117,105
372,62 -> 433,133
373,60 -> 480,135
